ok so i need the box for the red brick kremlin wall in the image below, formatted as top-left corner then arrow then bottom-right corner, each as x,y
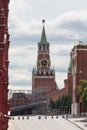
0,0 -> 10,130
47,44 -> 87,115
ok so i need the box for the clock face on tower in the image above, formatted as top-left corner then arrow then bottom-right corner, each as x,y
40,58 -> 48,67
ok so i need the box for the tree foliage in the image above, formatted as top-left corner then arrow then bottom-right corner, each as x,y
78,80 -> 87,106
49,94 -> 72,112
49,98 -> 55,109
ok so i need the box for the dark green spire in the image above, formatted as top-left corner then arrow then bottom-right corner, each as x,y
39,20 -> 49,45
68,57 -> 72,73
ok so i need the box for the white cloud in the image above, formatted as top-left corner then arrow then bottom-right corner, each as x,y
9,11 -> 87,45
8,0 -> 87,90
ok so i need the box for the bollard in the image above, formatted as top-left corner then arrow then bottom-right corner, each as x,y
66,115 -> 68,118
83,113 -> 85,117
45,116 -> 47,119
12,117 -> 14,120
62,115 -> 64,118
22,116 -> 24,119
51,116 -> 53,119
27,116 -> 29,119
38,116 -> 41,119
56,115 -> 58,119
18,116 -> 20,120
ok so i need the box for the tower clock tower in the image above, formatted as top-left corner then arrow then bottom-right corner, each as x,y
32,20 -> 58,94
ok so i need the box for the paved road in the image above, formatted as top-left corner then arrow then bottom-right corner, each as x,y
8,116 -> 82,130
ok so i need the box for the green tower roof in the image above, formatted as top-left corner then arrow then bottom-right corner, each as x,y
68,58 -> 72,73
38,20 -> 49,45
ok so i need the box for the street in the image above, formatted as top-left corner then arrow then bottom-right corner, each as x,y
8,116 -> 82,130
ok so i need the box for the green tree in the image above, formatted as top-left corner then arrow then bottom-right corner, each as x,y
49,98 -> 55,109
55,98 -> 61,109
66,94 -> 72,113
66,94 -> 72,107
61,95 -> 65,107
78,80 -> 87,106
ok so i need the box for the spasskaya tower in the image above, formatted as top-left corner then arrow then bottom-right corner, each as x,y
32,20 -> 58,94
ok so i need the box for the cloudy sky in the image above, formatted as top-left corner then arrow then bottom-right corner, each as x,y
9,0 -> 87,90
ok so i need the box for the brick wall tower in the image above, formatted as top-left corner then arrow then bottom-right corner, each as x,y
32,20 -> 58,94
0,0 -> 10,129
71,42 -> 87,116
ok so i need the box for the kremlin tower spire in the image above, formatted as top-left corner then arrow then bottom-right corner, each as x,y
40,20 -> 48,44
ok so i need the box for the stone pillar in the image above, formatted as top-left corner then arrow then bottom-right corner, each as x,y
71,103 -> 79,116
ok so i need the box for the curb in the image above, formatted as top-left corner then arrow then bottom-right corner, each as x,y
66,118 -> 84,130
